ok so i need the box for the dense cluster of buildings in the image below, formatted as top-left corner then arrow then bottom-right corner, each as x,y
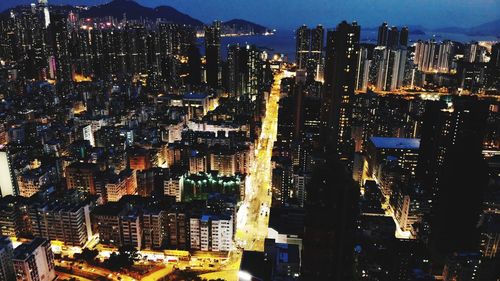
0,0 -> 498,280
256,20 -> 499,281
0,0 -> 275,279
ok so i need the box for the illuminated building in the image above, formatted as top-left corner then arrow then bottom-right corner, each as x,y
142,209 -> 167,249
136,169 -> 155,197
264,239 -> 301,280
120,209 -> 143,249
17,168 -> 50,198
309,25 -> 324,82
414,40 -> 437,72
0,149 -> 17,197
0,197 -> 29,238
293,172 -> 310,207
442,253 -> 481,281
366,137 -> 420,182
436,40 -> 454,73
181,172 -> 243,202
295,25 -> 324,81
93,203 -> 143,249
464,42 -> 487,63
271,158 -> 293,206
323,21 -> 360,164
457,61 -> 488,94
375,47 -> 407,91
166,142 -> 189,168
479,213 -> 499,259
183,93 -> 210,120
209,149 -> 237,176
0,237 -> 15,281
128,147 -> 155,171
81,124 -> 95,147
296,25 -> 310,70
106,169 -> 137,202
164,171 -> 183,202
355,46 -> 370,92
12,238 -> 55,281
226,44 -> 263,99
391,182 -> 428,235
190,213 -> 233,252
204,21 -> 221,88
377,22 -> 389,46
49,13 -> 71,81
65,162 -> 99,194
167,210 -> 188,249
29,197 -> 93,246
37,0 -> 50,28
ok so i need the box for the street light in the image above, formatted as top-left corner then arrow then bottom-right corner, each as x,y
238,270 -> 263,281
238,271 -> 252,281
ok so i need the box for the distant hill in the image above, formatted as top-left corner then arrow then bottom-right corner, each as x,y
1,0 -> 272,34
434,18 -> 500,37
80,0 -> 203,26
223,19 -> 270,34
467,18 -> 500,36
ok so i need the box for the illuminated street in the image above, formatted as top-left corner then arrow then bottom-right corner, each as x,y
235,71 -> 283,251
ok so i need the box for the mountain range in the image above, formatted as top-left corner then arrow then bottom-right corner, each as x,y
1,0 -> 498,37
80,0 -> 203,26
434,18 -> 500,37
0,0 -> 271,33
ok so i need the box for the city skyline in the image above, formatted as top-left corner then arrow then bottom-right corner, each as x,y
0,0 -> 498,280
1,0 -> 500,30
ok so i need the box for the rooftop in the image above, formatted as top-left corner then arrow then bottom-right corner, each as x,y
183,92 -> 208,100
369,137 -> 420,150
13,238 -> 48,261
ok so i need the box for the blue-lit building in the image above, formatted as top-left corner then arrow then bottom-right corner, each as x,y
366,137 -> 420,184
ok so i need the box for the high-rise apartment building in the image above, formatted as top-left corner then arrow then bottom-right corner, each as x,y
12,238 -> 56,281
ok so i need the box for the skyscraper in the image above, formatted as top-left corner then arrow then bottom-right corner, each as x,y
49,13 -> 71,81
377,22 -> 389,46
295,25 -> 324,81
301,158 -> 358,280
296,25 -> 310,70
376,48 -> 407,91
226,44 -> 263,100
12,238 -> 56,281
323,21 -> 360,164
417,97 -> 489,257
309,25 -> 324,81
399,26 -> 409,47
387,26 -> 399,49
355,46 -> 371,92
490,42 -> 500,68
436,40 -> 454,73
187,43 -> 202,85
37,0 -> 50,28
204,21 -> 221,89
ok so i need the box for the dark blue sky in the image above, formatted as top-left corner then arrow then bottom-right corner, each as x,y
2,0 -> 499,29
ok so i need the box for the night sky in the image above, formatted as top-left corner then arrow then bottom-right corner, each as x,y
1,0 -> 499,29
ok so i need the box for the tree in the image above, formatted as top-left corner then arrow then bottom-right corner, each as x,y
75,248 -> 99,264
105,245 -> 141,270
